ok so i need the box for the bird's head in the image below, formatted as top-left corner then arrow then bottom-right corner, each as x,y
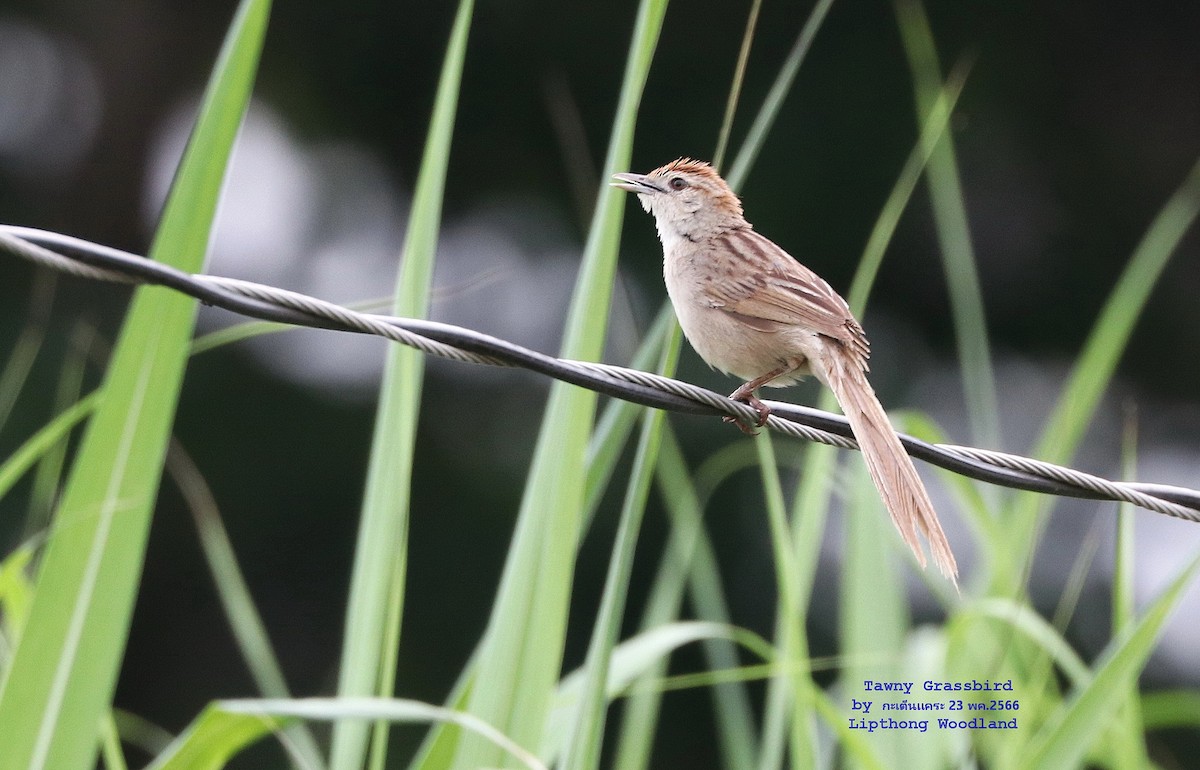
612,158 -> 745,241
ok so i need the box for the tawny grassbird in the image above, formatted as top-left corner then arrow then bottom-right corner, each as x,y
613,158 -> 957,583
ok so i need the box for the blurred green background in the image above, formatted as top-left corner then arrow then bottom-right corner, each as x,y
1,0 -> 1198,766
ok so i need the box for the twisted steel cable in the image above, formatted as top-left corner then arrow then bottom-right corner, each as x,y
3,225 -> 1199,523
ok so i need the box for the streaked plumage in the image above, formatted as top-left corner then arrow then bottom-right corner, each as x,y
613,158 -> 958,584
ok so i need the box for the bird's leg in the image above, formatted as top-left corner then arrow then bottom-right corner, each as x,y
723,365 -> 791,433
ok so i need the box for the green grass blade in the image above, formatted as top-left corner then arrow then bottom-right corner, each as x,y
144,704 -> 283,770
157,696 -> 551,770
1141,690 -> 1200,731
189,320 -> 290,356
329,3 -> 473,769
168,444 -> 291,700
413,309 -> 671,770
597,30 -> 846,765
892,629 -> 957,769
725,0 -> 836,190
847,64 -> 968,313
0,392 -> 99,502
440,3 -> 668,767
584,304 -> 672,517
953,598 -> 1090,686
0,2 -> 270,767
405,666 -> 477,770
643,428 -> 763,770
99,715 -> 128,770
1022,554 -> 1200,770
1036,156 -> 1200,464
25,323 -> 97,537
166,441 -> 325,770
1113,414 -> 1139,635
611,426 -> 761,770
1107,414 -> 1149,770
607,565 -> 688,767
552,620 -> 770,764
1005,156 -> 1200,584
110,709 -> 174,760
673,432 -> 763,769
559,332 -> 680,770
755,432 -> 816,770
0,545 -> 35,650
711,9 -> 843,756
711,0 -> 762,171
413,308 -> 672,769
0,304 -> 47,434
809,687 -> 886,770
232,698 -> 548,770
600,14 -> 833,751
896,0 -> 999,449
839,459 -> 909,764
597,13 -> 777,748
564,621 -> 773,700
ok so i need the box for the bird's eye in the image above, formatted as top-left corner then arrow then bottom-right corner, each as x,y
668,177 -> 687,190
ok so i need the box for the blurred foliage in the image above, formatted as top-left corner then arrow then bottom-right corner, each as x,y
1,1 -> 1198,768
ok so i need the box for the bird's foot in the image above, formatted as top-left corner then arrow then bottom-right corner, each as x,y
723,386 -> 771,434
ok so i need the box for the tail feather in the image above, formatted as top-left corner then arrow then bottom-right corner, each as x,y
816,348 -> 958,585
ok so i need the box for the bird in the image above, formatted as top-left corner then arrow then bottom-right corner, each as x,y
612,157 -> 958,584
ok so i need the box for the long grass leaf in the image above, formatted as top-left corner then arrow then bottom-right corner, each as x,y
0,303 -> 47,434
110,709 -> 175,758
1005,157 -> 1200,584
584,304 -> 672,517
560,329 -> 680,770
1140,690 -> 1200,731
952,598 -> 1090,686
847,64 -> 969,313
166,441 -> 325,770
1036,156 -> 1200,464
611,426 -> 761,770
552,620 -> 770,764
895,0 -> 999,449
232,698 -> 549,770
25,323 -> 97,536
0,545 -> 35,648
98,715 -> 129,770
753,12 -> 960,770
1107,414 -> 1149,769
0,393 -> 99,502
839,459 -> 909,764
330,3 -> 474,769
725,0 -> 836,190
144,704 -> 281,770
1022,554 -> 1200,770
0,3 -> 269,767
438,3 -> 669,768
413,307 -> 671,770
756,432 -> 816,770
709,8 -> 845,759
711,0 -> 762,171
810,687 -> 886,770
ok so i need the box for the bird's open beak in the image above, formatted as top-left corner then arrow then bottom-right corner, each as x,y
610,172 -> 662,194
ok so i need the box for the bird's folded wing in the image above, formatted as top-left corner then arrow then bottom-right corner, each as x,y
704,229 -> 869,359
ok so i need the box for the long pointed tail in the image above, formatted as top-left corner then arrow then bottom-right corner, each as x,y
816,347 -> 958,585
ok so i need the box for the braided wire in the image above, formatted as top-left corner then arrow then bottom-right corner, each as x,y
3,225 -> 1199,523
202,275 -> 501,366
941,445 -> 1200,523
